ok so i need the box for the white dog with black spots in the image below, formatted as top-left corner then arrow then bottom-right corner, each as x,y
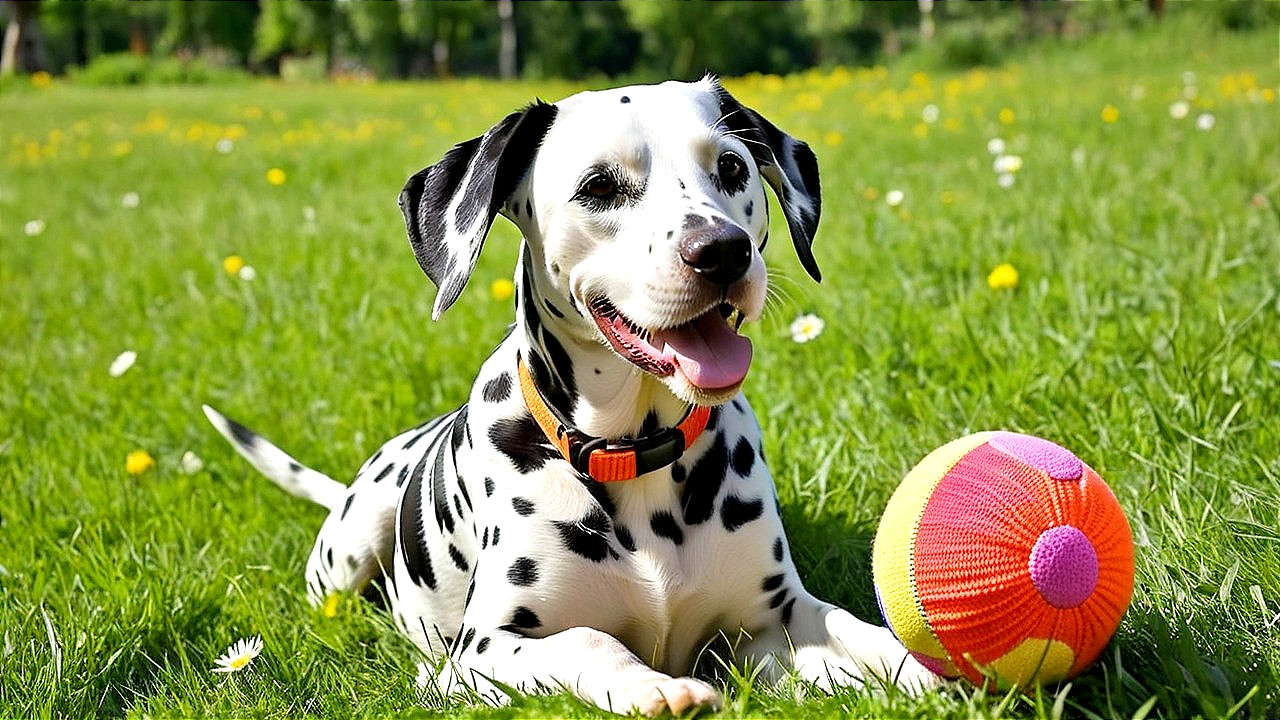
205,76 -> 938,716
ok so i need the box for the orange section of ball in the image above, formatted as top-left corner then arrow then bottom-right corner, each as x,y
912,442 -> 1134,687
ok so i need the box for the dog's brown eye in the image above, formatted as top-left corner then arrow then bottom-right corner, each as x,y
718,152 -> 746,181
584,175 -> 616,198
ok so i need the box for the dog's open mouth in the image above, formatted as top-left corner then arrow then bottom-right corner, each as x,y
588,297 -> 752,391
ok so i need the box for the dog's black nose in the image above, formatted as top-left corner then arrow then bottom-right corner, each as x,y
679,219 -> 752,287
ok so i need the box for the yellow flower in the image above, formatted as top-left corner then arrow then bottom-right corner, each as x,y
1261,88 -> 1276,103
987,263 -> 1019,290
126,450 -> 156,476
110,140 -> 133,158
998,107 -> 1016,125
490,278 -> 515,301
223,255 -> 246,276
266,167 -> 287,186
862,187 -> 880,201
940,190 -> 957,206
1100,104 -> 1119,123
322,592 -> 340,619
912,122 -> 928,139
30,71 -> 52,88
822,131 -> 844,147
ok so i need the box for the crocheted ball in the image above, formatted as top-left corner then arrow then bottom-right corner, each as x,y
872,432 -> 1134,688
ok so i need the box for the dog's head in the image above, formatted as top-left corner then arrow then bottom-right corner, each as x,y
399,77 -> 820,407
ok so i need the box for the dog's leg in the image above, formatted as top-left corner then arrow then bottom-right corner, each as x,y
429,626 -> 722,716
734,591 -> 941,694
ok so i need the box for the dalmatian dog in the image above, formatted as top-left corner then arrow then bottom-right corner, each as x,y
204,76 -> 937,716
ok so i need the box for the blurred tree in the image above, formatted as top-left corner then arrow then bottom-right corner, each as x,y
0,1 -> 48,74
253,0 -> 344,73
519,0 -> 639,79
624,0 -> 808,79
157,1 -> 258,64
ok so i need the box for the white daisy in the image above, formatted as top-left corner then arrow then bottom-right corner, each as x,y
921,104 -> 940,124
986,137 -> 1006,155
992,154 -> 1023,174
238,265 -> 257,281
212,635 -> 262,674
1169,100 -> 1190,119
215,138 -> 235,154
885,189 -> 905,208
24,219 -> 46,237
302,206 -> 317,223
1071,147 -> 1087,168
121,192 -> 140,209
1181,71 -> 1196,86
997,172 -> 1016,189
1195,113 -> 1215,131
108,350 -> 137,378
789,313 -> 825,343
181,451 -> 204,474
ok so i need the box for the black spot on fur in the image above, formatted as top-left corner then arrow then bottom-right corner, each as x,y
340,494 -> 355,520
453,494 -> 465,519
458,627 -> 476,653
508,556 -> 538,586
705,406 -> 720,431
399,454 -> 437,590
492,526 -> 501,546
403,429 -> 429,450
481,526 -> 490,549
224,416 -> 258,448
510,606 -> 542,629
525,198 -> 532,218
372,464 -> 395,483
762,573 -> 785,592
744,200 -> 753,218
620,95 -> 631,104
489,413 -> 559,473
465,579 -> 476,607
326,547 -> 334,567
681,432 -> 727,525
769,589 -> 788,609
289,461 -> 302,473
781,597 -> 796,625
554,507 -> 613,562
512,497 -> 535,516
396,465 -> 410,487
773,537 -> 784,562
650,511 -> 684,546
721,495 -> 763,532
731,437 -> 755,476
544,299 -> 564,318
457,476 -> 473,511
430,432 -> 455,534
484,477 -> 495,496
482,372 -> 513,403
476,636 -> 490,654
639,410 -> 660,436
447,544 -> 469,572
346,555 -> 357,570
671,462 -> 686,484
615,524 -> 636,552
732,398 -> 745,413
450,406 -> 469,454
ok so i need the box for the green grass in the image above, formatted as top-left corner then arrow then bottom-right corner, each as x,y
2,11 -> 1278,719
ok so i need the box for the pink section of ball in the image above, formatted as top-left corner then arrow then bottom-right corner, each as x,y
990,432 -> 1083,481
909,650 -> 952,678
1029,525 -> 1099,609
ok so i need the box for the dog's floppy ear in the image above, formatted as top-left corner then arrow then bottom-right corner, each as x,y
399,101 -> 558,319
712,83 -> 822,282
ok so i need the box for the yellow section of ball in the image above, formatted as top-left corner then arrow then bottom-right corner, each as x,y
872,432 -> 993,671
981,637 -> 1076,687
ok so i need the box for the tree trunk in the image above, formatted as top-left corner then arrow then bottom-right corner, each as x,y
1,1 -> 48,75
497,0 -> 517,79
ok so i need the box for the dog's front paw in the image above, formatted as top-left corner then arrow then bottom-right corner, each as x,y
621,673 -> 722,717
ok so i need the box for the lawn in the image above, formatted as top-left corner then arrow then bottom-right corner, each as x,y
2,11 -> 1278,720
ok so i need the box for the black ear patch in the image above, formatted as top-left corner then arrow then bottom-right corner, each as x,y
713,84 -> 822,282
399,101 -> 558,318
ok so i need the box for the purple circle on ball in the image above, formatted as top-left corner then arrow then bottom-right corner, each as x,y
1029,525 -> 1099,609
990,432 -> 1084,481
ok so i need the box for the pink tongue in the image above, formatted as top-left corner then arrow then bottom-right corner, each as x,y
657,311 -> 753,390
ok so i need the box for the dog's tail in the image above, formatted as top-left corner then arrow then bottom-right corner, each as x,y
202,404 -> 346,510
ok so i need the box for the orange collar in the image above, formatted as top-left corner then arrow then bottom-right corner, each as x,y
516,356 -> 711,482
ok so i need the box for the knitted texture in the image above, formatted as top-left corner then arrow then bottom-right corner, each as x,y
872,432 -> 1134,688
